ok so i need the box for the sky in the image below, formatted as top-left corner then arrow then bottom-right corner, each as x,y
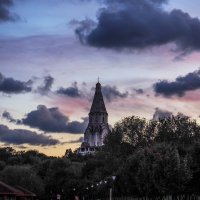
1,0 -> 200,156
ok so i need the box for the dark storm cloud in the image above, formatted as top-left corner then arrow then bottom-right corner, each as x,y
154,69 -> 200,97
21,105 -> 88,133
101,85 -> 128,102
37,75 -> 54,95
0,0 -> 18,22
75,0 -> 200,55
0,73 -> 32,94
0,124 -> 59,146
153,107 -> 173,120
57,82 -> 82,98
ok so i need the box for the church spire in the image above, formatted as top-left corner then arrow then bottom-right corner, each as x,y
82,81 -> 110,149
90,81 -> 107,114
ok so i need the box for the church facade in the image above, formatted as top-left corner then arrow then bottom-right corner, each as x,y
79,81 -> 110,155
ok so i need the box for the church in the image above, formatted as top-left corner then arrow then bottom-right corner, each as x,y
78,81 -> 110,155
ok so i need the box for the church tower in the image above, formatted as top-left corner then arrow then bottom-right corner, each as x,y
84,81 -> 110,147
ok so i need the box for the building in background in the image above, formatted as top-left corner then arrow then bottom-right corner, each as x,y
79,81 -> 110,155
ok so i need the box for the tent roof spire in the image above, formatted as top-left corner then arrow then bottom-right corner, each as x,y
89,81 -> 107,114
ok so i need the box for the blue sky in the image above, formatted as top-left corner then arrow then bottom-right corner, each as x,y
1,0 -> 200,156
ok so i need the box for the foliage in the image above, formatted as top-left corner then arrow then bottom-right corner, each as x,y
0,165 -> 44,195
0,115 -> 199,199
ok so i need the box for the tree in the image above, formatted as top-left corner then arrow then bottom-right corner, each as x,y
117,143 -> 192,196
189,142 -> 200,194
0,147 -> 16,162
64,148 -> 73,158
0,161 -> 6,171
113,116 -> 147,147
155,116 -> 200,146
0,165 -> 44,196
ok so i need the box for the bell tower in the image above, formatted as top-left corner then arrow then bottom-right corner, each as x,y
84,81 -> 110,147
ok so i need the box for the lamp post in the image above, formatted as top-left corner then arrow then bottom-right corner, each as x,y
73,188 -> 76,200
85,187 -> 89,200
50,190 -> 53,200
91,185 -> 94,200
109,176 -> 116,200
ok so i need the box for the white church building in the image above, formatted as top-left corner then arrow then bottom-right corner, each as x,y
78,81 -> 110,155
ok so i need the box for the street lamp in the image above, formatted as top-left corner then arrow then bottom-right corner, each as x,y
91,185 -> 94,200
109,176 -> 116,200
112,176 -> 116,181
73,188 -> 76,200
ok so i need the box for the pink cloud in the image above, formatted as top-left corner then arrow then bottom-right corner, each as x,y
49,95 -> 89,118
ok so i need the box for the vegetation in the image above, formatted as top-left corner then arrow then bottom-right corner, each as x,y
0,115 -> 200,199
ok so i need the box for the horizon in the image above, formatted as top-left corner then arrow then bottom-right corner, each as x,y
1,0 -> 200,156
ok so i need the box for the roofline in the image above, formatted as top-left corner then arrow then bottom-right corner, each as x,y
0,181 -> 36,197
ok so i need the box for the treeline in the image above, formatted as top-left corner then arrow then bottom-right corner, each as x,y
0,116 -> 200,199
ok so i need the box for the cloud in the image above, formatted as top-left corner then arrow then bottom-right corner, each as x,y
2,111 -> 17,123
56,82 -> 82,98
17,145 -> 28,149
21,105 -> 88,133
0,73 -> 32,94
64,117 -> 88,133
63,137 -> 83,144
75,0 -> 200,55
153,107 -> 173,120
71,19 -> 96,44
176,112 -> 189,118
153,108 -> 189,120
101,85 -> 128,102
0,124 -> 59,146
154,69 -> 200,97
0,0 -> 18,22
56,82 -> 129,102
134,88 -> 144,95
37,75 -> 54,95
